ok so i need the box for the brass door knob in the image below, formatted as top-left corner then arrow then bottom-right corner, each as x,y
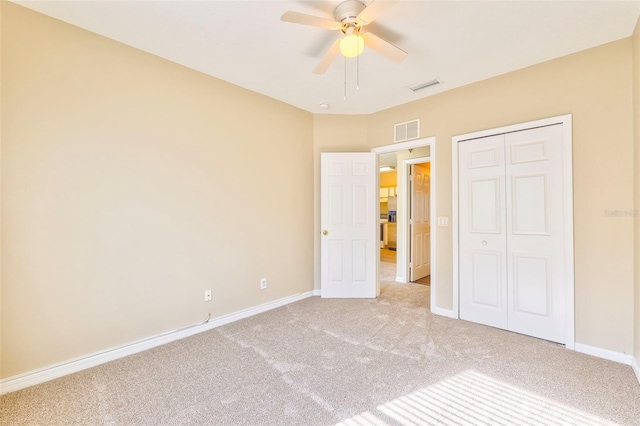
323,230 -> 329,235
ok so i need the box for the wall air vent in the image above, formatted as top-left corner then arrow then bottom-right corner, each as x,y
408,78 -> 442,93
394,119 -> 420,143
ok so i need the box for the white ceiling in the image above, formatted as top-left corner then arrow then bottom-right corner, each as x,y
14,0 -> 640,115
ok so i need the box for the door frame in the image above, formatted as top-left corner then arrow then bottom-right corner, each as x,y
452,114 -> 574,349
372,137 -> 437,313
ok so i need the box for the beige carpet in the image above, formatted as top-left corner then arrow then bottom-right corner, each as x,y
2,262 -> 639,425
380,258 -> 429,285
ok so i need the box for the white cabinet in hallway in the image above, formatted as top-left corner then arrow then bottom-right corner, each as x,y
379,186 -> 397,200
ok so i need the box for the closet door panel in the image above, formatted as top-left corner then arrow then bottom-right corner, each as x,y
458,135 -> 508,329
505,124 -> 565,343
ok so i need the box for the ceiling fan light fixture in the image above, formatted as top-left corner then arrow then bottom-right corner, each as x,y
339,33 -> 365,58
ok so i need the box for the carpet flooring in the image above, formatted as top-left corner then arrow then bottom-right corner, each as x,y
2,262 -> 639,425
379,248 -> 429,285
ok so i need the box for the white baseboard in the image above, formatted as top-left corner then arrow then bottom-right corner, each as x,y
313,289 -> 322,296
431,306 -> 457,319
574,343 -> 630,364
630,355 -> 640,385
0,290 -> 315,395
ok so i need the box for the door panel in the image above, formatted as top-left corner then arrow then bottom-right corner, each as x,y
329,240 -> 344,281
410,163 -> 431,281
353,185 -> 367,226
469,178 -> 501,233
329,185 -> 344,225
321,153 -> 377,298
511,173 -> 549,235
512,254 -> 550,316
506,124 -> 565,343
352,240 -> 367,282
469,148 -> 501,168
458,135 -> 508,329
509,138 -> 548,164
470,251 -> 503,308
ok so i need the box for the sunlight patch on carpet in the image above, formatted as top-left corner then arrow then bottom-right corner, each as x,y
337,370 -> 616,425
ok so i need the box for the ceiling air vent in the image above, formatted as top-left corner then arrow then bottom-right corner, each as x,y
408,78 -> 442,93
394,119 -> 420,143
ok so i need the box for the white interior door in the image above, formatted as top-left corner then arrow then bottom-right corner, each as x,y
458,135 -> 508,329
321,152 -> 377,298
410,163 -> 431,281
505,124 -> 565,343
458,124 -> 567,344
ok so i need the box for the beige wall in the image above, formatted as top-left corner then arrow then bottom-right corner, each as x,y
1,3 -> 314,378
379,171 -> 397,188
633,17 -> 640,361
313,39 -> 636,354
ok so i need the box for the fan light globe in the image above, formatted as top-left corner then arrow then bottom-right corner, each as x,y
339,34 -> 364,58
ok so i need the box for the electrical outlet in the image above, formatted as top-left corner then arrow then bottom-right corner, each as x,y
260,278 -> 267,290
204,289 -> 212,302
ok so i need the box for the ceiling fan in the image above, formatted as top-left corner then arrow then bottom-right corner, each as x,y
281,0 -> 408,74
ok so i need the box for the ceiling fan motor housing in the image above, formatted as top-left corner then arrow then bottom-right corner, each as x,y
335,0 -> 366,34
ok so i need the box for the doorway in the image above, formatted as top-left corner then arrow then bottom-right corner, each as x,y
372,137 -> 436,310
378,152 -> 398,266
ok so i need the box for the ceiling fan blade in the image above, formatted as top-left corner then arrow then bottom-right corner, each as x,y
357,1 -> 397,25
281,11 -> 341,30
313,39 -> 341,74
362,32 -> 407,63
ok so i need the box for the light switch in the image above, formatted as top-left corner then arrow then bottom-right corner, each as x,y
437,217 -> 449,227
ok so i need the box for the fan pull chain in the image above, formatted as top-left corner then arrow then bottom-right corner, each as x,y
344,55 -> 347,101
356,45 -> 360,90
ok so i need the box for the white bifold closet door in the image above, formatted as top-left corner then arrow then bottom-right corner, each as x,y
458,124 -> 566,344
